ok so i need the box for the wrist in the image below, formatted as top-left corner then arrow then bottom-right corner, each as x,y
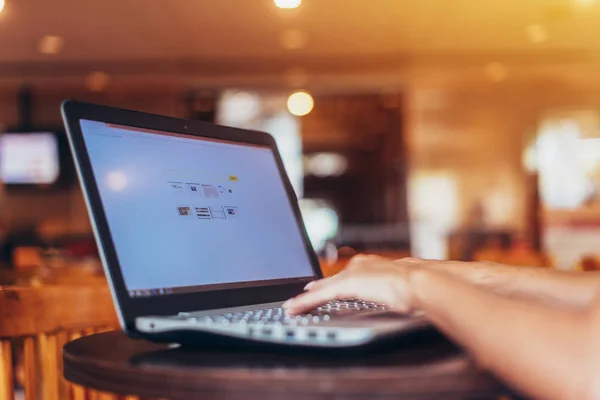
444,261 -> 505,288
471,262 -> 516,291
406,267 -> 433,311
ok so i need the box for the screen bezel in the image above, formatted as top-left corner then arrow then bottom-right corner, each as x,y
61,100 -> 323,334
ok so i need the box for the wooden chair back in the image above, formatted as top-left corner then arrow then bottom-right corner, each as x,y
0,284 -> 131,400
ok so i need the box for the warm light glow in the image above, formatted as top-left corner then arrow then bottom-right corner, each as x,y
409,172 -> 459,259
576,0 -> 597,6
535,120 -> 595,209
305,153 -> 348,177
525,24 -> 548,44
278,29 -> 309,50
287,91 -> 314,116
38,35 -> 65,55
0,0 -> 5,14
485,62 -> 508,82
85,71 -> 111,92
274,0 -> 301,9
106,171 -> 128,191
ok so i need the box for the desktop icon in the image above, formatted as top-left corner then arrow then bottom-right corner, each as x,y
177,206 -> 191,216
168,182 -> 184,192
210,206 -> 226,219
224,206 -> 239,219
218,186 -> 233,195
187,183 -> 201,194
195,207 -> 212,219
228,175 -> 239,182
202,184 -> 220,199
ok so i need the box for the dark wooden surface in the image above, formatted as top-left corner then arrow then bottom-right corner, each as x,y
63,330 -> 515,400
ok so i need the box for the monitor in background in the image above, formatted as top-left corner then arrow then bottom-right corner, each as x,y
0,132 -> 63,186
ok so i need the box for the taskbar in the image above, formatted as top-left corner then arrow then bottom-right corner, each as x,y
128,276 -> 313,298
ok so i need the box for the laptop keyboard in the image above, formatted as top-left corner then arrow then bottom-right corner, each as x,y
181,300 -> 387,326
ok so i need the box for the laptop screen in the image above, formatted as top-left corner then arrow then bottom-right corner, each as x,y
79,119 -> 315,298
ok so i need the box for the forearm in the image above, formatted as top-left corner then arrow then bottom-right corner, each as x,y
427,261 -> 600,309
409,269 -> 599,400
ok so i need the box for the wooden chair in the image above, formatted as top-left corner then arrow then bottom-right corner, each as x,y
0,284 -> 134,400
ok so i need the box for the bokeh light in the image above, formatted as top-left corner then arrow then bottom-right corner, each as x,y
274,0 -> 302,9
287,91 -> 314,116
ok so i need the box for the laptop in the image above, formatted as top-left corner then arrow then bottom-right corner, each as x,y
61,100 -> 428,348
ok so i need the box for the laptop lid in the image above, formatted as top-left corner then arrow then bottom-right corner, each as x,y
61,100 -> 322,334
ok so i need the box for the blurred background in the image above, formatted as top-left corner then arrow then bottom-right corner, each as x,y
3,0 -> 600,278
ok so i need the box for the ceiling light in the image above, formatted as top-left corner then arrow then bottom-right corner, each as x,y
525,24 -> 548,44
278,29 -> 309,50
0,0 -> 5,14
287,91 -> 314,116
38,35 -> 65,55
485,62 -> 508,83
85,71 -> 111,92
274,0 -> 302,9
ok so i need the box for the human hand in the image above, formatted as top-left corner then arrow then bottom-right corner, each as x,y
283,254 -> 421,315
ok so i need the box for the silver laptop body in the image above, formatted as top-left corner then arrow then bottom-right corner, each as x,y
61,100 -> 428,348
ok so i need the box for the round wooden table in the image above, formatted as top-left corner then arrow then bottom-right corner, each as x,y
63,331 -> 515,399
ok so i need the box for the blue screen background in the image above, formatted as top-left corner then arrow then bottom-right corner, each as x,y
80,119 -> 315,291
